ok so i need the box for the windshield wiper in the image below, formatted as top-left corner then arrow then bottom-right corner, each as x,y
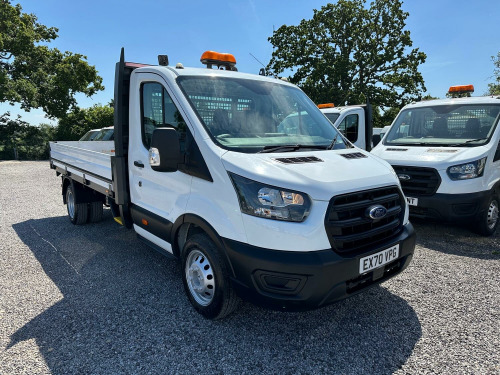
327,134 -> 340,150
258,144 -> 327,153
327,133 -> 353,149
448,138 -> 488,147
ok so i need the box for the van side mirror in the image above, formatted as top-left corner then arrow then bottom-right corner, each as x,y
149,128 -> 180,172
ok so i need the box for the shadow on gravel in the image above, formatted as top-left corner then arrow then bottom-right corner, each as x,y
10,214 -> 421,375
412,220 -> 500,260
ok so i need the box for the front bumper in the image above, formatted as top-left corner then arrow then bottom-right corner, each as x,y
222,223 -> 416,311
407,191 -> 491,222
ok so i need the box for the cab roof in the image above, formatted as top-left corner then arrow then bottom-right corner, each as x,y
133,64 -> 297,87
403,95 -> 500,109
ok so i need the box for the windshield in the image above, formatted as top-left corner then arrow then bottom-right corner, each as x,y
177,76 -> 348,153
93,128 -> 114,141
384,104 -> 500,147
79,130 -> 99,141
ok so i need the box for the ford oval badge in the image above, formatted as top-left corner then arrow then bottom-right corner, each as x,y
398,174 -> 411,181
366,205 -> 387,220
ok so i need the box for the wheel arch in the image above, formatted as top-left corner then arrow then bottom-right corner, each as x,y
171,214 -> 235,277
492,179 -> 500,197
62,176 -> 72,204
62,176 -> 103,205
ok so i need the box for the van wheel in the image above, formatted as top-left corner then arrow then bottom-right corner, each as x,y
88,201 -> 103,223
475,194 -> 499,236
181,234 -> 239,319
66,184 -> 88,225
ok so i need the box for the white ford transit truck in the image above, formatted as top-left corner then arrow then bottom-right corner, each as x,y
372,85 -> 500,236
49,49 -> 416,319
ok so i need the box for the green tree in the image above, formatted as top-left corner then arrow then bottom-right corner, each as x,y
267,0 -> 426,108
0,0 -> 104,118
421,94 -> 439,101
373,106 -> 401,128
0,113 -> 55,159
487,52 -> 500,95
55,103 -> 113,141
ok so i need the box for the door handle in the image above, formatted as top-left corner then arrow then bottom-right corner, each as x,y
134,160 -> 144,168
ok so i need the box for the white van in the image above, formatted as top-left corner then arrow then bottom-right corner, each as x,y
372,85 -> 500,235
50,49 -> 416,319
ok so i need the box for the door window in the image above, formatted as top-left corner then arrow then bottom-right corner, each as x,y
141,82 -> 187,151
336,114 -> 359,143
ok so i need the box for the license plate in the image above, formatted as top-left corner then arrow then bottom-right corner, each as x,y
406,197 -> 418,206
359,244 -> 400,274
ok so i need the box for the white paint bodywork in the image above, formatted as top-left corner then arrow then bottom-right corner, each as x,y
50,65 -> 407,252
372,96 -> 500,196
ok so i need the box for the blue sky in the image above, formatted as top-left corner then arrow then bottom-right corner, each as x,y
2,0 -> 499,125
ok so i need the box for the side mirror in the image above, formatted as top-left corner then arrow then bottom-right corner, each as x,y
149,128 -> 180,172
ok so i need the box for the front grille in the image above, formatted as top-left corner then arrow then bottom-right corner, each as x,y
392,165 -> 441,196
325,186 -> 405,254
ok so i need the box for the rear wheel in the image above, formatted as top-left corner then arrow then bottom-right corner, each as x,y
88,201 -> 103,223
66,184 -> 88,225
475,194 -> 499,236
181,234 -> 239,319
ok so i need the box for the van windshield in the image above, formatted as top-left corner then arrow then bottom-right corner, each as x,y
383,104 -> 500,147
177,76 -> 349,153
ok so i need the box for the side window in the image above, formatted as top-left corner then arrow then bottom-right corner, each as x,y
336,114 -> 358,142
141,82 -> 187,151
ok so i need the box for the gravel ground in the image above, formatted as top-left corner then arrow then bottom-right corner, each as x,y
0,161 -> 499,375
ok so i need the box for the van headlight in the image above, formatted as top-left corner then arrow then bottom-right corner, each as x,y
229,173 -> 311,222
447,158 -> 486,180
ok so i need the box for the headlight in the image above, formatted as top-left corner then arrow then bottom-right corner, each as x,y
229,173 -> 311,222
447,157 -> 486,180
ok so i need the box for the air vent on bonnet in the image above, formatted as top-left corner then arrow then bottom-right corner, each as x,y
273,156 -> 323,164
340,152 -> 367,159
426,149 -> 458,153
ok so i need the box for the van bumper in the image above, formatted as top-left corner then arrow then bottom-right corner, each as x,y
221,223 -> 416,311
407,191 -> 491,222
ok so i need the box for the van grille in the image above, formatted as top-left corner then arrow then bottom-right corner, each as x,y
325,186 -> 405,254
392,165 -> 441,196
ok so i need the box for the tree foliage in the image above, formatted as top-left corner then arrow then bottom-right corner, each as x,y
487,52 -> 500,95
0,113 -> 55,159
55,103 -> 113,141
0,0 -> 104,118
267,0 -> 426,108
373,106 -> 400,128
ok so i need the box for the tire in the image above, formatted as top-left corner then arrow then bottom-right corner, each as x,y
475,194 -> 500,236
66,184 -> 88,225
181,233 -> 239,319
88,201 -> 103,223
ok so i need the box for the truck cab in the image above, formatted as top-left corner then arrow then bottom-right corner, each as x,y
319,104 -> 373,151
50,50 -> 416,319
372,85 -> 500,235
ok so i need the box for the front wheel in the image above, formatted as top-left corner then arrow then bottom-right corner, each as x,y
475,194 -> 499,236
181,234 -> 239,319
